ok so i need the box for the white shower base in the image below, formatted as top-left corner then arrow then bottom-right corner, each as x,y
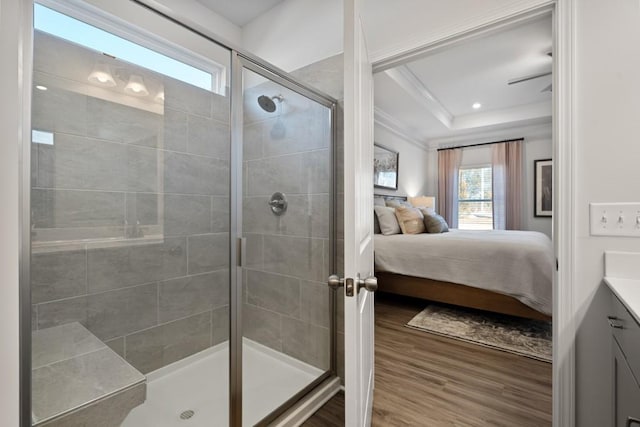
122,339 -> 323,427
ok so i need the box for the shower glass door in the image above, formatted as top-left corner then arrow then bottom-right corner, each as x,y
239,61 -> 335,425
27,2 -> 336,426
29,2 -> 232,425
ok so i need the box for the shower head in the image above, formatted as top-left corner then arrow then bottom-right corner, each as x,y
257,94 -> 283,113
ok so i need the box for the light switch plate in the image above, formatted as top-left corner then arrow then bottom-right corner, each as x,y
590,203 -> 640,237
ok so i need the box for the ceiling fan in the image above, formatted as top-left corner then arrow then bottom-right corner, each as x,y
507,52 -> 552,92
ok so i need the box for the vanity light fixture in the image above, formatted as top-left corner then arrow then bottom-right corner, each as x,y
472,102 -> 482,109
88,62 -> 116,87
124,74 -> 149,96
154,90 -> 165,102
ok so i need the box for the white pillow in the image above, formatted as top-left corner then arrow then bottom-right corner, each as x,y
374,206 -> 401,235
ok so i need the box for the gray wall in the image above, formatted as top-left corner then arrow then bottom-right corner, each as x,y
31,32 -> 230,374
240,55 -> 343,371
373,124 -> 430,198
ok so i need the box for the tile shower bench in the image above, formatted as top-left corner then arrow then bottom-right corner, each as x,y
32,322 -> 146,427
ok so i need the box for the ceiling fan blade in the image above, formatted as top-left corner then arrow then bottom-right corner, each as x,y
508,71 -> 552,85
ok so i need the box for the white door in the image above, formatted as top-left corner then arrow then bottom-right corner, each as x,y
343,0 -> 376,425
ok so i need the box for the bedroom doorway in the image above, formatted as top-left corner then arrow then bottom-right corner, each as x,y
368,4 -> 557,425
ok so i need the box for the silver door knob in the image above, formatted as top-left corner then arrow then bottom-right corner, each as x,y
357,276 -> 377,293
328,275 -> 344,290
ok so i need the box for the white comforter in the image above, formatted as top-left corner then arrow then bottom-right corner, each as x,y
374,229 -> 554,315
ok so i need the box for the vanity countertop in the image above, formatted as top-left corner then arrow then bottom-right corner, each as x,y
604,251 -> 640,325
604,277 -> 640,325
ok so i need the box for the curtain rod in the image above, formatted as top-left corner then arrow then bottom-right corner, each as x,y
436,137 -> 524,152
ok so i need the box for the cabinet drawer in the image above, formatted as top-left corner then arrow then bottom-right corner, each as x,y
611,293 -> 640,384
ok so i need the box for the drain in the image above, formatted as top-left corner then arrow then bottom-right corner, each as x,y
180,410 -> 195,420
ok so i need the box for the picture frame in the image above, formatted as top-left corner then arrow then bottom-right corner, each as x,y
534,159 -> 552,217
373,144 -> 399,190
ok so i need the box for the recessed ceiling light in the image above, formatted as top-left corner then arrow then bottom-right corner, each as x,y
35,85 -> 47,91
472,102 -> 482,109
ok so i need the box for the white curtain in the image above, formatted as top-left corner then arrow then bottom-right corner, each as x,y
492,140 -> 523,230
438,148 -> 462,228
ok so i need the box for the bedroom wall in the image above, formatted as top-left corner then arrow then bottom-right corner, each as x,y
373,124 -> 430,198
427,122 -> 552,236
572,1 -> 640,426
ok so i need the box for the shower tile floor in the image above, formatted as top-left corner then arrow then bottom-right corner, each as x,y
122,339 -> 323,427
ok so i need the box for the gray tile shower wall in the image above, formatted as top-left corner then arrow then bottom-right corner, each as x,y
241,55 -> 343,371
31,32 -> 230,374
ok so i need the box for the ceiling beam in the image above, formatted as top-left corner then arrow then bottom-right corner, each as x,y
383,65 -> 453,128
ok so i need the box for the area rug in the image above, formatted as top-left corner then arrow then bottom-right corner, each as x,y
406,304 -> 552,362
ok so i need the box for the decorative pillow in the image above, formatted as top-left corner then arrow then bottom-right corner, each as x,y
418,207 -> 436,217
374,206 -> 401,235
394,206 -> 426,235
373,211 -> 381,234
374,196 -> 386,207
422,212 -> 449,233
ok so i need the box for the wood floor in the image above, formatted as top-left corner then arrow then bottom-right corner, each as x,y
303,293 -> 552,426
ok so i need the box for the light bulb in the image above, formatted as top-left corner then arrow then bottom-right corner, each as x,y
154,90 -> 165,102
124,74 -> 149,97
88,63 -> 116,87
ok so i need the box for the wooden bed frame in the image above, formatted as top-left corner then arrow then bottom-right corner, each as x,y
376,272 -> 552,322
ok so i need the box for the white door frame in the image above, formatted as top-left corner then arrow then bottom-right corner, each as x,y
369,2 -> 575,426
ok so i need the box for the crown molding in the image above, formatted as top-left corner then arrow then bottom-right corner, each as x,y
426,119 -> 552,149
383,66 -> 453,128
373,106 -> 429,150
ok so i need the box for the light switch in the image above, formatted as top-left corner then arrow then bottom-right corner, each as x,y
590,203 -> 640,237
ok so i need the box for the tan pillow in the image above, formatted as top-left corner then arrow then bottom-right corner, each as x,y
394,206 -> 426,234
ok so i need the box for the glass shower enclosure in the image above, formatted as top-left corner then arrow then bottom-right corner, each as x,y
26,2 -> 336,426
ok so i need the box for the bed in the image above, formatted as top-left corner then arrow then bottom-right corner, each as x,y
374,196 -> 553,322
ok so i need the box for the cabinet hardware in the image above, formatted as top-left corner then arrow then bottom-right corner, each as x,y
608,316 -> 625,329
626,416 -> 640,427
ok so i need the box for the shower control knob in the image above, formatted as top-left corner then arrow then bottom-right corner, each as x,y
268,192 -> 288,216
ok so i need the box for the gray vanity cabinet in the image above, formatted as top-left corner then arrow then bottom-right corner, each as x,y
613,340 -> 640,427
610,293 -> 640,427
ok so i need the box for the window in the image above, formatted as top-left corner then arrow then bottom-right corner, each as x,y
458,166 -> 493,230
34,4 -> 222,93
